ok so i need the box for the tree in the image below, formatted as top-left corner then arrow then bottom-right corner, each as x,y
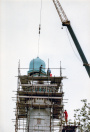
74,99 -> 90,132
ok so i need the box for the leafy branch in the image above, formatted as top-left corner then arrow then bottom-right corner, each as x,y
74,99 -> 90,132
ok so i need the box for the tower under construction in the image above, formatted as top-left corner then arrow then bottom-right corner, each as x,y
15,57 -> 66,132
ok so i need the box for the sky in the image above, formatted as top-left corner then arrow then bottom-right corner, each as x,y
0,0 -> 90,131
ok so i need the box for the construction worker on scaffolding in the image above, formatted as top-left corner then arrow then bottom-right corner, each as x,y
39,65 -> 43,76
47,68 -> 51,76
64,110 -> 68,125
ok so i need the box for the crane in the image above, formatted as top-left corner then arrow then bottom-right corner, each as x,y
52,0 -> 90,77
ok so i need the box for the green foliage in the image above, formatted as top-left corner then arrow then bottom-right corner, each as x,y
74,99 -> 90,132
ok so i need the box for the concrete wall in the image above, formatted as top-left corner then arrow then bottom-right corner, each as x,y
27,108 -> 51,132
26,99 -> 51,132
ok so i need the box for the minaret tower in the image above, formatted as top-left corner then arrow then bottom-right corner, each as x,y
15,57 -> 66,132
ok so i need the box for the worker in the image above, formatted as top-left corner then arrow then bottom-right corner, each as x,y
47,68 -> 51,76
39,65 -> 43,76
64,110 -> 68,125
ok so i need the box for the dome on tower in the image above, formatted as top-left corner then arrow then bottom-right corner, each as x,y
28,57 -> 46,75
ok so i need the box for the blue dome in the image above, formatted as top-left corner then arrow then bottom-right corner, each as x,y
28,57 -> 46,75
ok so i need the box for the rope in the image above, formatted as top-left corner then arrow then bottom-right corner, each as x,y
65,27 -> 82,63
38,0 -> 42,57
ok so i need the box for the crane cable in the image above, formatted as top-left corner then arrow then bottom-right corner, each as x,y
38,0 -> 42,57
65,27 -> 82,63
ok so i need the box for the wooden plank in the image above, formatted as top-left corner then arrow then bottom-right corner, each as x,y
19,76 -> 66,82
19,84 -> 57,87
19,95 -> 62,99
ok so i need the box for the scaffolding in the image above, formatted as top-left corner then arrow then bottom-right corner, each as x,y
14,61 -> 67,132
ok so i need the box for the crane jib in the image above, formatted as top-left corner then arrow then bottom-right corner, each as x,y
63,24 -> 90,77
52,0 -> 90,77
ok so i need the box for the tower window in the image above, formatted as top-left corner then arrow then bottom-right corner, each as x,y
37,118 -> 41,124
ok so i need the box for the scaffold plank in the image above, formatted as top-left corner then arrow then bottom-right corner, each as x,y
18,95 -> 63,99
19,84 -> 57,87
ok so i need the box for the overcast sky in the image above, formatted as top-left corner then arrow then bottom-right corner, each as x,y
0,0 -> 90,132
